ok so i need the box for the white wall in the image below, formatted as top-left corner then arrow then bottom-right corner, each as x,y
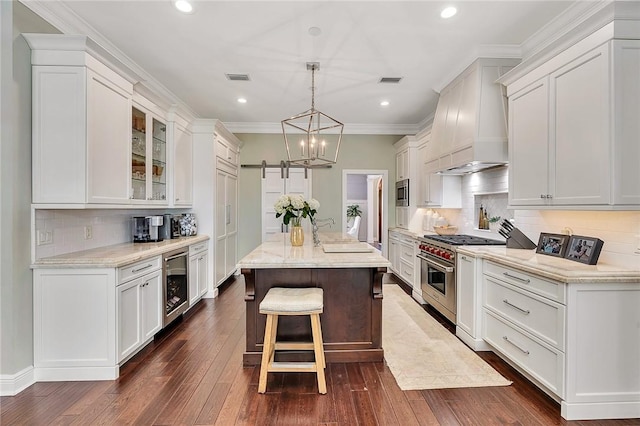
1,2 -> 59,386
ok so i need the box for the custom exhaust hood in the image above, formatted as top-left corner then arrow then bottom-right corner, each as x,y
429,58 -> 520,174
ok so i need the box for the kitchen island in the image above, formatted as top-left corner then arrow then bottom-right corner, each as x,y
238,233 -> 391,365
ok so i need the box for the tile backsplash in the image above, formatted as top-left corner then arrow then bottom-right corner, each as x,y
34,209 -> 190,260
422,166 -> 640,269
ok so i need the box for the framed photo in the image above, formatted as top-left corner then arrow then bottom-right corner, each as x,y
565,235 -> 604,265
536,233 -> 569,258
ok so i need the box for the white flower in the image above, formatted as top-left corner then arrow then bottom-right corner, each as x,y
289,194 -> 305,209
308,198 -> 320,211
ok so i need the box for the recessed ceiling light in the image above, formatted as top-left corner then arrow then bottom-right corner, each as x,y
380,101 -> 390,107
441,6 -> 457,19
308,27 -> 322,37
174,0 -> 193,14
237,98 -> 247,104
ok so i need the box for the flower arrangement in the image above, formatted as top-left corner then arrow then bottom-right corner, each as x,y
274,194 -> 320,227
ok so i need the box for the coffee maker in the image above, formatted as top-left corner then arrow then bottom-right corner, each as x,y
133,216 -> 164,242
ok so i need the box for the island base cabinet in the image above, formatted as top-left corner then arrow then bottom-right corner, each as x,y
33,269 -> 118,381
242,267 -> 385,365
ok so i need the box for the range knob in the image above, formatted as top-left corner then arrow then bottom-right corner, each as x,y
443,252 -> 451,260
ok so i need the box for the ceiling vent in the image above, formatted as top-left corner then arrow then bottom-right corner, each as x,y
225,73 -> 250,81
379,77 -> 402,84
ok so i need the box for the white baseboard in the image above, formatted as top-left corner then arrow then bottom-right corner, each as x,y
34,366 -> 118,382
562,400 -> 640,421
0,366 -> 35,396
456,328 -> 492,351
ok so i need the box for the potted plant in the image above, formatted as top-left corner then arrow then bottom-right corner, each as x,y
346,204 -> 362,229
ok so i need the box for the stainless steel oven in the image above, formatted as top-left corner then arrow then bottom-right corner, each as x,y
417,247 -> 456,323
395,179 -> 409,206
417,234 -> 506,324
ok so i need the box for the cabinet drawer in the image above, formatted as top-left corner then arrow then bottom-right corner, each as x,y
118,256 -> 161,284
189,242 -> 208,256
484,261 -> 565,303
484,276 -> 565,350
483,310 -> 564,397
399,260 -> 415,283
399,243 -> 415,263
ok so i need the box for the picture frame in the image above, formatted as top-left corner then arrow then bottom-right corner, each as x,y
535,233 -> 569,258
565,235 -> 604,265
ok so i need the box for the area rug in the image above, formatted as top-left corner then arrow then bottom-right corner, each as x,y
382,284 -> 512,390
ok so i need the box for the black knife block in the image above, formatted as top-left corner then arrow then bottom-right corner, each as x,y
500,220 -> 537,249
506,228 -> 537,249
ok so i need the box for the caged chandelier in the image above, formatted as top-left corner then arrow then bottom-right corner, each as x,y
282,62 -> 344,168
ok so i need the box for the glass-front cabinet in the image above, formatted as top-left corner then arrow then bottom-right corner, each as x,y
131,105 -> 167,204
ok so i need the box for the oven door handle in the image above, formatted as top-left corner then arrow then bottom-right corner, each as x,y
416,254 -> 454,273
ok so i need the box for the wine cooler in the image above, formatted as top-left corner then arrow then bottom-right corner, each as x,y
163,248 -> 189,327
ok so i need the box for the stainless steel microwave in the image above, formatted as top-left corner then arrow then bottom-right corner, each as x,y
396,179 -> 409,206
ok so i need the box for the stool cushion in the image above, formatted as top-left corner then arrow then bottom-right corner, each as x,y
260,287 -> 324,314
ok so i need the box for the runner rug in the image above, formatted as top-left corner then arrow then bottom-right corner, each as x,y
382,284 -> 512,390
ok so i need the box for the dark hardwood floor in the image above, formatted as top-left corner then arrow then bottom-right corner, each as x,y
2,275 -> 638,425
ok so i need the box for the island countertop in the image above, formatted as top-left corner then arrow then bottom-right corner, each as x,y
237,232 -> 391,269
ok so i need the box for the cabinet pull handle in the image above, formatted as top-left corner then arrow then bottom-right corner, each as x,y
503,299 -> 530,315
131,264 -> 153,273
503,272 -> 530,284
503,336 -> 530,355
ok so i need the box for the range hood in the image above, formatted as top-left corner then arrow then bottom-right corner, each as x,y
437,161 -> 506,175
430,58 -> 520,174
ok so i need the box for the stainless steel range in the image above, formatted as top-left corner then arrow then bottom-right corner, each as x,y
417,234 -> 505,324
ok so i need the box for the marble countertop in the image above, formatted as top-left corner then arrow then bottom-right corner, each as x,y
237,232 -> 391,269
31,235 -> 209,269
388,227 -> 427,240
457,246 -> 640,283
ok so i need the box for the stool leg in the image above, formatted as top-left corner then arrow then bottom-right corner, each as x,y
310,313 -> 327,394
258,314 -> 275,393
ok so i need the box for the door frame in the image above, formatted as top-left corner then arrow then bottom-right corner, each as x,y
342,169 -> 388,258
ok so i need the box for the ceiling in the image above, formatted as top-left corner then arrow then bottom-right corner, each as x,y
25,0 -> 577,134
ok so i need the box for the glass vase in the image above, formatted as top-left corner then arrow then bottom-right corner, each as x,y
290,226 -> 304,246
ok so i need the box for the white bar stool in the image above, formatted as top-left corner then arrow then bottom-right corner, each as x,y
258,287 -> 326,394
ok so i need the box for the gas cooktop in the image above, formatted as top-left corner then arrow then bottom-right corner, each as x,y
422,234 -> 506,246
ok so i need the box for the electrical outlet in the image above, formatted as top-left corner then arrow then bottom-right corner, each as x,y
84,225 -> 92,240
37,230 -> 53,246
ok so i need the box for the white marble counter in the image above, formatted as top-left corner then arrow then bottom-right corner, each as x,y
31,235 -> 209,269
457,246 -> 640,283
237,232 -> 391,269
388,227 -> 426,239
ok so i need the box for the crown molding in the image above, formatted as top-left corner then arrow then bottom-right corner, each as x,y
20,0 -> 199,122
225,121 -> 416,136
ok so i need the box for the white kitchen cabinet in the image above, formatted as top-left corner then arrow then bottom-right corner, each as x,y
388,231 -> 400,274
188,242 -> 208,306
131,98 -> 168,205
26,34 -> 134,205
455,252 -> 490,351
216,167 -> 238,286
171,121 -> 193,207
117,268 -> 162,363
395,207 -> 409,229
506,34 -> 640,208
398,236 -> 417,289
421,159 -> 462,208
396,148 -> 409,181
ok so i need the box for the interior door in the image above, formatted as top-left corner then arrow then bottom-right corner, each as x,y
261,167 -> 312,242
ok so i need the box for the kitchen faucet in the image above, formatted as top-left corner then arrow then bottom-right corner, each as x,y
311,218 -> 334,247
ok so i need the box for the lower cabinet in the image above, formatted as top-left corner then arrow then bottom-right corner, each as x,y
188,242 -> 209,306
478,258 -> 640,420
455,252 -> 490,350
117,268 -> 162,362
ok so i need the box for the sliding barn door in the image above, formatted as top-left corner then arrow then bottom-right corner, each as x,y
261,168 -> 312,242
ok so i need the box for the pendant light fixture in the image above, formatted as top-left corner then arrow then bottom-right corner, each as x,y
282,62 -> 344,168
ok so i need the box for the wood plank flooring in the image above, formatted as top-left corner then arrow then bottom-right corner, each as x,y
2,275 -> 638,425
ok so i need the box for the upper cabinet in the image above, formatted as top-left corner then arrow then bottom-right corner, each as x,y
416,132 -> 461,208
26,34 -> 134,205
429,58 -> 519,173
24,34 -> 195,208
131,97 -> 168,205
503,22 -> 640,209
396,148 -> 409,181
